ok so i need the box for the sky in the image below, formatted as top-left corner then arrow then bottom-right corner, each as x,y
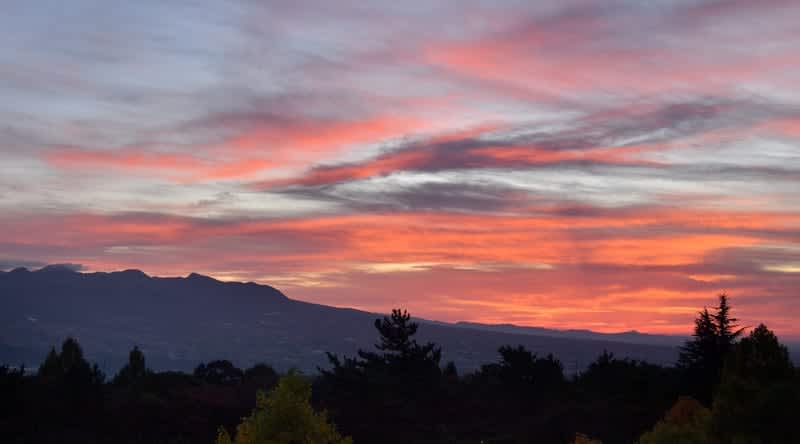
1,0 -> 799,337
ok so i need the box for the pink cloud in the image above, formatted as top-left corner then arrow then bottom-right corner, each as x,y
2,206 -> 798,336
47,148 -> 273,182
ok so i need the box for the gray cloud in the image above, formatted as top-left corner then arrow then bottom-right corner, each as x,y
281,180 -> 534,213
260,97 -> 800,213
40,263 -> 86,272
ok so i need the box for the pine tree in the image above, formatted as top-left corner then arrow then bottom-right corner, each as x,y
364,309 -> 442,366
713,294 -> 744,354
678,294 -> 743,404
38,347 -> 62,383
319,309 -> 445,442
678,308 -> 717,371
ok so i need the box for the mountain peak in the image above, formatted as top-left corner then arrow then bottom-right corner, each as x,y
113,269 -> 149,279
186,272 -> 218,283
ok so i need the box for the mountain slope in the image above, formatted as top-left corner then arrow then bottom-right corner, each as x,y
0,267 -> 680,373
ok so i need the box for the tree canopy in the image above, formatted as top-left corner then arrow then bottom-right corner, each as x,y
215,372 -> 351,444
712,323 -> 799,443
195,360 -> 245,385
37,337 -> 104,394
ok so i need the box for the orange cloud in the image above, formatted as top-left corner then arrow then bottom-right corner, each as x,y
5,207 -> 796,268
47,148 -> 272,182
46,114 -> 431,183
3,204 -> 798,337
222,115 -> 426,158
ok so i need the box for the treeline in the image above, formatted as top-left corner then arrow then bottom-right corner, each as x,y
1,294 -> 798,443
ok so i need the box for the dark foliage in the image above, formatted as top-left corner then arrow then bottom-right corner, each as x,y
114,345 -> 150,388
317,309 -> 445,443
573,351 -> 682,442
194,360 -> 245,386
711,324 -> 800,443
2,341 -> 280,444
243,363 -> 280,390
677,294 -> 743,404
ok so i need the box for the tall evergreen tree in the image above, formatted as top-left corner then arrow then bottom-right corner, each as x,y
114,345 -> 149,387
678,294 -> 743,404
38,347 -> 62,383
713,294 -> 744,355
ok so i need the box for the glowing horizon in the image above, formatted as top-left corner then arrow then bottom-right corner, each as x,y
1,0 -> 799,338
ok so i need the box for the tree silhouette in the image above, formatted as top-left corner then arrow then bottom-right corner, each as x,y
721,323 -> 793,382
678,294 -> 743,404
323,309 -> 442,393
244,363 -> 279,391
194,360 -> 244,385
114,346 -> 149,387
442,361 -> 458,380
38,337 -> 104,393
712,324 -> 799,443
367,308 -> 442,365
712,295 -> 743,351
319,309 -> 444,443
578,350 -> 679,403
38,346 -> 63,383
499,345 -> 563,391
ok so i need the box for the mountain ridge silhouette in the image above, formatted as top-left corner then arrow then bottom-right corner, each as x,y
1,266 -> 689,373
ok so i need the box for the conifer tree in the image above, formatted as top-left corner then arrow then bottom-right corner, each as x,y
678,294 -> 743,404
360,309 -> 442,367
38,347 -> 62,383
319,309 -> 444,442
36,337 -> 104,396
114,346 -> 149,387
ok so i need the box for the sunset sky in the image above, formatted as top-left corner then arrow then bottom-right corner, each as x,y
1,0 -> 799,337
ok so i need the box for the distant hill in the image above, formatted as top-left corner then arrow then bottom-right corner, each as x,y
0,267 -> 683,374
447,321 -> 686,347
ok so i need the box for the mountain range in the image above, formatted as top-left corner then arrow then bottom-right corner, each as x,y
1,265 -> 700,374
